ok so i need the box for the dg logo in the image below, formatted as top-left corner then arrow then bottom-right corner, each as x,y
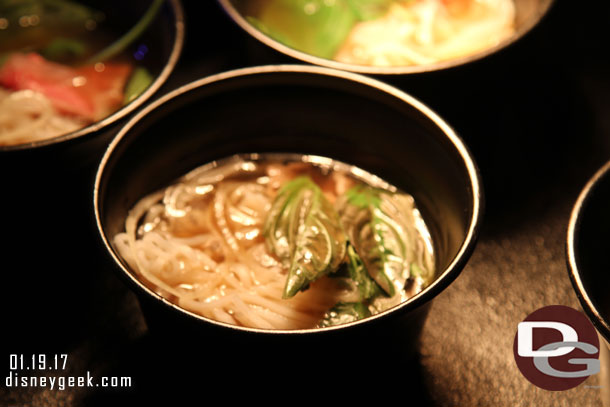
513,305 -> 600,391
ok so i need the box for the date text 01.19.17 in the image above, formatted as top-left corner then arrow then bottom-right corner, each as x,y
9,354 -> 68,371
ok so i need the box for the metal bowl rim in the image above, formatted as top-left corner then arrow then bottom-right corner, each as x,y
567,160 -> 610,343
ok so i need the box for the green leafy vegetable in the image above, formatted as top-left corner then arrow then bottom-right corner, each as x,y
337,185 -> 432,296
41,37 -> 87,61
346,0 -> 393,21
346,242 -> 382,300
244,0 -> 394,59
263,175 -> 434,327
123,66 -> 153,104
263,176 -> 347,298
410,263 -> 431,281
251,0 -> 357,59
317,243 -> 383,327
318,301 -> 371,328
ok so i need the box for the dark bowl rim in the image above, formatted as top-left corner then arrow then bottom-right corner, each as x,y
216,0 -> 555,75
0,0 -> 185,152
567,160 -> 610,343
94,64 -> 484,335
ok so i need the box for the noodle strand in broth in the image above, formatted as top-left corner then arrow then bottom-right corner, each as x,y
0,89 -> 86,144
114,154 -> 435,330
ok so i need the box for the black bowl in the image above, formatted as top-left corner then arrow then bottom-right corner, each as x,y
567,161 -> 610,404
217,0 -> 554,75
567,161 -> 610,343
94,65 -> 483,368
215,0 -> 558,144
0,0 -> 184,156
0,0 -> 183,351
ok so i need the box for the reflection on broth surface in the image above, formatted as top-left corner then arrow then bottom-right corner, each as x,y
114,154 -> 436,330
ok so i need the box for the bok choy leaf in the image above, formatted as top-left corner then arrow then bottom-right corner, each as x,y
251,0 -> 356,59
245,0 -> 394,59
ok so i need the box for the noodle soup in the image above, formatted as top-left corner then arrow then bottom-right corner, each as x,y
113,154 -> 435,330
0,0 -> 169,146
232,0 -> 516,68
94,66 -> 482,354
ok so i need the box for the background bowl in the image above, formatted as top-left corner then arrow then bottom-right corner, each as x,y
0,0 -> 184,155
94,65 -> 483,372
0,0 -> 183,351
217,0 -> 554,76
214,0 -> 560,173
567,161 -> 610,405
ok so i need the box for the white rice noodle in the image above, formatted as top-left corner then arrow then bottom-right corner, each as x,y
0,88 -> 87,145
335,0 -> 516,67
114,167 -> 354,330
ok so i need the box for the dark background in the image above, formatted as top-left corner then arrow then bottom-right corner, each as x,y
2,0 -> 610,405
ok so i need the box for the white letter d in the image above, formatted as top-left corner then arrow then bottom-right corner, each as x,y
518,321 -> 577,357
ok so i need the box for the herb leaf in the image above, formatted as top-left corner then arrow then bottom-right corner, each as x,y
337,185 -> 433,297
318,302 -> 371,328
346,242 -> 382,300
264,176 -> 347,298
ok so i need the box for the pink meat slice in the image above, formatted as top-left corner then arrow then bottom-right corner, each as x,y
0,53 -> 132,121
